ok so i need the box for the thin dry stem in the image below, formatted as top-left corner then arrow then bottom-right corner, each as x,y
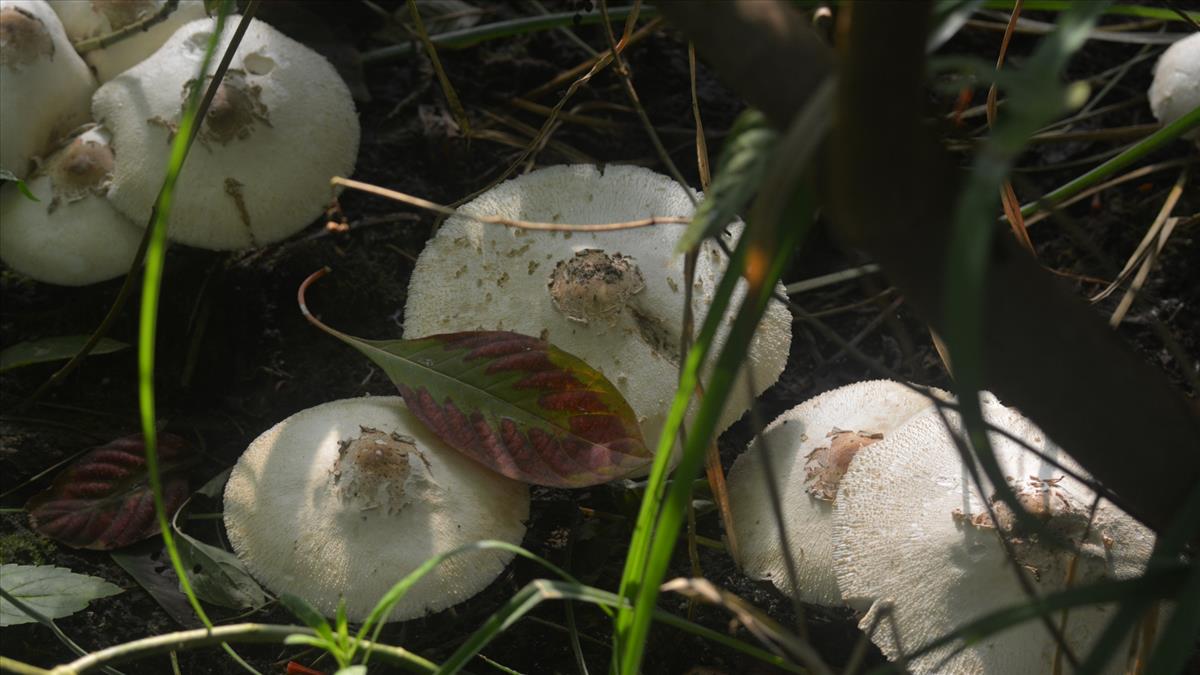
332,176 -> 688,232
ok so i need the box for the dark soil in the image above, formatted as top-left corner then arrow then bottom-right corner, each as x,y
2,3 -> 1196,675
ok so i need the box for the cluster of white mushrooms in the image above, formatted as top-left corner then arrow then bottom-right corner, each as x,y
222,164 -> 794,621
0,0 -> 360,284
727,380 -> 1158,673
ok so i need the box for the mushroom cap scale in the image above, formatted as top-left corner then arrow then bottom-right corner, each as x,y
0,0 -> 96,179
92,16 -> 359,250
1148,32 -> 1200,142
222,396 -> 530,622
831,395 -> 1155,674
0,125 -> 143,285
49,0 -> 209,82
403,164 -> 793,457
726,380 -> 946,606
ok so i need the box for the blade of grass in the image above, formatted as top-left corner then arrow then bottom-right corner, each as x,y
616,80 -> 831,674
981,0 -> 1199,22
438,580 -> 806,675
1019,104 -> 1200,219
134,4 -> 263,673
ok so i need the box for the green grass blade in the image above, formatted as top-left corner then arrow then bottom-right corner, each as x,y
1020,104 -> 1200,219
983,0 -> 1200,22
439,580 -> 804,675
135,4 -> 263,673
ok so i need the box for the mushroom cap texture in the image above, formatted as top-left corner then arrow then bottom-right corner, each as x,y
0,0 -> 96,179
92,15 -> 360,250
403,164 -> 793,456
0,125 -> 143,285
50,0 -> 208,82
832,394 -> 1156,674
727,380 -> 944,606
223,396 -> 530,622
1149,32 -> 1200,141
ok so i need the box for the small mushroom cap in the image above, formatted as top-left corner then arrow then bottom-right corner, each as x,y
0,0 -> 96,178
832,394 -> 1156,674
92,15 -> 359,250
403,164 -> 792,458
1148,32 -> 1200,142
50,0 -> 209,82
727,380 -> 946,605
0,125 -> 143,285
223,396 -> 530,622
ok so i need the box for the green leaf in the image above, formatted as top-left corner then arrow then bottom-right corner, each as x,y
0,564 -> 122,626
335,667 -> 367,675
280,593 -> 338,647
0,168 -> 39,202
298,270 -> 651,488
0,336 -> 128,373
676,108 -> 778,253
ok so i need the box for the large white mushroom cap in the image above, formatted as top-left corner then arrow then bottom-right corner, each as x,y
832,394 -> 1156,674
92,15 -> 359,250
223,396 -> 530,622
0,0 -> 96,178
727,380 -> 945,606
403,164 -> 793,457
1148,32 -> 1200,142
49,0 -> 208,82
0,125 -> 142,285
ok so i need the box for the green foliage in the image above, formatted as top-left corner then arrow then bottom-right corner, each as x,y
0,336 -> 128,373
676,109 -> 778,253
0,169 -> 38,203
0,564 -> 122,627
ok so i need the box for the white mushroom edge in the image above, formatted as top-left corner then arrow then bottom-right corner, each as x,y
832,393 -> 1157,674
0,125 -> 143,285
727,380 -> 947,606
223,396 -> 530,622
92,15 -> 359,250
0,0 -> 96,179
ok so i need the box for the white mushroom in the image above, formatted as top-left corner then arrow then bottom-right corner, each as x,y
223,396 -> 530,622
92,15 -> 360,250
0,0 -> 96,178
0,125 -> 143,285
832,394 -> 1156,674
1148,32 -> 1200,142
403,164 -> 793,457
49,0 -> 208,82
726,380 -> 946,606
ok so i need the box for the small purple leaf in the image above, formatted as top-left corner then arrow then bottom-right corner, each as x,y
27,434 -> 192,550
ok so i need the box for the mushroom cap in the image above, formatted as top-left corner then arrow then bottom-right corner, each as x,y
0,0 -> 96,179
727,380 -> 946,606
0,125 -> 143,285
50,0 -> 209,82
402,164 -> 793,458
92,15 -> 359,250
223,396 -> 530,622
832,394 -> 1156,674
1149,32 -> 1200,141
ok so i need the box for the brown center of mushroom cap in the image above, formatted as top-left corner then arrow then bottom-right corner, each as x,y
953,476 -> 1112,585
330,427 -> 428,516
92,0 -> 158,30
803,429 -> 882,501
548,249 -> 646,324
0,7 -> 54,68
187,71 -> 270,146
50,136 -> 115,202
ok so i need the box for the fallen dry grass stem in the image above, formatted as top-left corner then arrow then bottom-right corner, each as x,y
523,18 -> 662,100
989,1 -> 1036,254
331,176 -> 688,231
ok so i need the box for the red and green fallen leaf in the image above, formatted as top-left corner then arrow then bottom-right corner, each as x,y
299,267 -> 653,489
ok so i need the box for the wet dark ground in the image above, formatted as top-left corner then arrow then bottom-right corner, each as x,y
2,3 -> 1197,674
